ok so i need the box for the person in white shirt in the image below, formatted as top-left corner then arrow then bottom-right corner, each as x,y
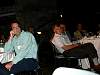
60,23 -> 72,41
51,23 -> 100,70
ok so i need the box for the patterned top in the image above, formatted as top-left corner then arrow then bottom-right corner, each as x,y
4,30 -> 38,64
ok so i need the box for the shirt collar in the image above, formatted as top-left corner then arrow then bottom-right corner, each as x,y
14,30 -> 24,38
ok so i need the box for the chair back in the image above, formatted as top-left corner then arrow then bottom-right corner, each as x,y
49,41 -> 62,56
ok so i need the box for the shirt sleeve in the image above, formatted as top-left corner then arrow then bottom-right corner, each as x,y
53,37 -> 64,48
12,33 -> 37,64
4,39 -> 14,52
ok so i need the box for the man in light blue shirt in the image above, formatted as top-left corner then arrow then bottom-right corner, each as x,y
0,20 -> 39,75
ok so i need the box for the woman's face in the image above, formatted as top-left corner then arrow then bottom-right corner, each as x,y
11,23 -> 21,35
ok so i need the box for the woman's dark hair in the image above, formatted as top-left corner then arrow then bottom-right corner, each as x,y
9,20 -> 22,29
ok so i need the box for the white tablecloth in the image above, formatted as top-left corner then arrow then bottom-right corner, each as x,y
0,52 -> 15,63
0,48 -> 15,64
80,36 -> 100,63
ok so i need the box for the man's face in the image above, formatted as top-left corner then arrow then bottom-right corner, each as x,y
60,24 -> 66,32
11,23 -> 21,35
54,26 -> 62,34
77,24 -> 82,30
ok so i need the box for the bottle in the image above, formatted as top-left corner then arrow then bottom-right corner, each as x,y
0,40 -> 4,52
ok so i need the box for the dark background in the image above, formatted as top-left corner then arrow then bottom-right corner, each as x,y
0,0 -> 100,39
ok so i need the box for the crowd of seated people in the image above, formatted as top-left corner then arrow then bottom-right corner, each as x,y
50,21 -> 100,71
1,19 -> 100,75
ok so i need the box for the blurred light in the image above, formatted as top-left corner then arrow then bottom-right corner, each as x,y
60,14 -> 63,18
37,32 -> 42,34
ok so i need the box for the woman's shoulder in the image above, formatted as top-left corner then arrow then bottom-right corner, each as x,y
22,30 -> 33,36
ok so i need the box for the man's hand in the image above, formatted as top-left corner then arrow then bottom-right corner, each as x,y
5,62 -> 13,70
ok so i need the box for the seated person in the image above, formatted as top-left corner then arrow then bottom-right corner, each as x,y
74,23 -> 87,40
96,24 -> 100,36
51,22 -> 100,70
0,20 -> 39,75
60,23 -> 72,41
